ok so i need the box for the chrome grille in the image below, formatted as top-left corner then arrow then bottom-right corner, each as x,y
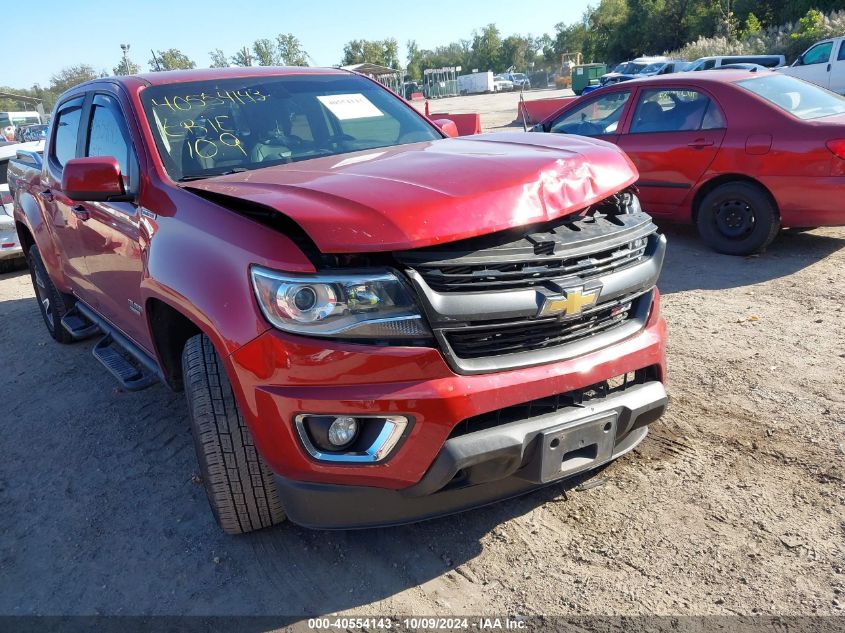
394,198 -> 663,374
416,239 -> 647,293
445,296 -> 636,359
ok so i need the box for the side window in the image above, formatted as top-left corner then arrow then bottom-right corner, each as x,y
701,99 -> 726,129
838,41 -> 845,61
803,42 -> 833,65
702,59 -> 717,70
630,89 -> 718,134
86,95 -> 137,190
51,99 -> 84,168
549,91 -> 631,136
290,113 -> 315,141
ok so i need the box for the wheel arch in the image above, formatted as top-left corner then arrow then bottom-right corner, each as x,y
690,174 -> 779,223
15,220 -> 34,254
145,297 -> 205,391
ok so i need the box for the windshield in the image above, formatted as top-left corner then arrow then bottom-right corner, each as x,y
622,62 -> 648,74
140,73 -> 441,181
640,63 -> 665,74
738,74 -> 845,120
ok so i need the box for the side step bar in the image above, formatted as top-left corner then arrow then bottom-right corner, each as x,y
75,302 -> 164,392
60,306 -> 101,340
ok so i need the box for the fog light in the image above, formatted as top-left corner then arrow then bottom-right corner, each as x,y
327,416 -> 358,447
294,414 -> 410,463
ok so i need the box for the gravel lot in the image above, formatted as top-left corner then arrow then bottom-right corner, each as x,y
1,90 -> 843,619
410,86 -> 575,130
2,225 -> 843,619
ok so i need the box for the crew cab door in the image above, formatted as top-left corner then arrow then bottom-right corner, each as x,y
616,86 -> 726,217
40,96 -> 93,290
786,40 -> 834,89
72,93 -> 152,352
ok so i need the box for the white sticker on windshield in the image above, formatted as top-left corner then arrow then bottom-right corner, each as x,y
317,93 -> 384,120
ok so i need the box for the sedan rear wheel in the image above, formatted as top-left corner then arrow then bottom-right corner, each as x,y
695,182 -> 780,256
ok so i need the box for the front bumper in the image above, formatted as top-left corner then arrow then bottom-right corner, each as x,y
274,381 -> 666,529
227,289 -> 666,491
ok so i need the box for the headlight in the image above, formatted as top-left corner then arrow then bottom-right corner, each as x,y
250,266 -> 431,340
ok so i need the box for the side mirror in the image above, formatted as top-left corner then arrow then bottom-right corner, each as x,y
531,123 -> 546,133
432,118 -> 459,138
61,157 -> 127,202
793,54 -> 804,67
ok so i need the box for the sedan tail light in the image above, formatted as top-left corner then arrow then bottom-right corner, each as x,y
826,139 -> 845,160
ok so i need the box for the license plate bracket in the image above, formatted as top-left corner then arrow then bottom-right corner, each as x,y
537,413 -> 618,483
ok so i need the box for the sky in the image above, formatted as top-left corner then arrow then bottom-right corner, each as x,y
4,0 -> 591,88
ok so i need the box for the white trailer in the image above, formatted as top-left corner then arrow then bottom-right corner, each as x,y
457,71 -> 494,95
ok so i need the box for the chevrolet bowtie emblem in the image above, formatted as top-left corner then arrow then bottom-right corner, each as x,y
538,287 -> 600,318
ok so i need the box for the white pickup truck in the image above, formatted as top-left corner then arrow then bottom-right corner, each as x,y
779,36 -> 845,94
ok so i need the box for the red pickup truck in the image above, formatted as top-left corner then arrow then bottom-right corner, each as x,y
10,67 -> 667,533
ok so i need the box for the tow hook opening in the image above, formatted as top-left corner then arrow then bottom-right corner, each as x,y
560,443 -> 600,470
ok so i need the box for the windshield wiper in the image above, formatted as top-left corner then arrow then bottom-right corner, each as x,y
178,167 -> 249,182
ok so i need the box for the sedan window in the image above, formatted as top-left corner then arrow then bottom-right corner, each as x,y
738,74 -> 845,120
549,91 -> 631,136
629,89 -> 722,133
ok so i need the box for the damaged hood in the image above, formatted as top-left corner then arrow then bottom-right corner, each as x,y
183,132 -> 638,253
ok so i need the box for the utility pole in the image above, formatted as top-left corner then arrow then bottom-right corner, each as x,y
120,43 -> 131,75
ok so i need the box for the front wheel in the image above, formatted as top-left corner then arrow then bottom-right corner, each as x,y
695,182 -> 780,256
182,334 -> 286,534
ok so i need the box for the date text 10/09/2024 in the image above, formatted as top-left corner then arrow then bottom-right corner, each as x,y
307,618 -> 529,630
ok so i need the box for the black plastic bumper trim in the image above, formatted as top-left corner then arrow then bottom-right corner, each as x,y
273,381 -> 666,529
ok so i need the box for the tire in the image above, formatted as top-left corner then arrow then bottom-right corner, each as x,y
27,245 -> 75,343
182,334 -> 285,534
695,182 -> 780,256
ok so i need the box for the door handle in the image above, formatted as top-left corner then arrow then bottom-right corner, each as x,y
687,139 -> 714,149
828,63 -> 832,72
38,190 -> 54,202
71,205 -> 90,221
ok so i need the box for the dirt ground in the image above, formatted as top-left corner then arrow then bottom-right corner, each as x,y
1,89 -> 843,619
410,86 -> 575,130
2,224 -> 843,619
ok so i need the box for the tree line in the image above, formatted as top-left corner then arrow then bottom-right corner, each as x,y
3,2 -> 843,113
0,33 -> 310,113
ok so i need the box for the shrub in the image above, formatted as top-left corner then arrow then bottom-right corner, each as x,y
666,8 -> 845,65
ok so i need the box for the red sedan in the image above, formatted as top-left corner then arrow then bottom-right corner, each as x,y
536,71 -> 845,255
